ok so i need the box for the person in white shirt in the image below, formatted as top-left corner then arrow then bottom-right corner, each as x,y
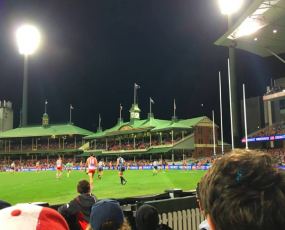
153,161 -> 158,176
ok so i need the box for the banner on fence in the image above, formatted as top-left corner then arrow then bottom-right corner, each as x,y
4,165 -> 212,172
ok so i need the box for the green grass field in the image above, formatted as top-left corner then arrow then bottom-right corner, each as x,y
0,169 -> 205,205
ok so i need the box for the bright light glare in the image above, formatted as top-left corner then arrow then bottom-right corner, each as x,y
235,20 -> 262,37
16,25 -> 40,55
273,29 -> 277,33
219,0 -> 243,14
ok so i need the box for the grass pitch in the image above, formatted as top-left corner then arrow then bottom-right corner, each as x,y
0,169 -> 205,205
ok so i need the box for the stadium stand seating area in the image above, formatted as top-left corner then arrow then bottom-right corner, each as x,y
248,121 -> 285,137
90,137 -> 182,151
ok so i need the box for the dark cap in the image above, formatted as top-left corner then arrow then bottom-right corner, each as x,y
136,204 -> 159,230
90,199 -> 124,230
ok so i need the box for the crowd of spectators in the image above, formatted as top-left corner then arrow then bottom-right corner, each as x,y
1,149 -> 285,230
249,121 -> 285,137
264,85 -> 285,96
89,137 -> 182,151
0,141 -> 83,152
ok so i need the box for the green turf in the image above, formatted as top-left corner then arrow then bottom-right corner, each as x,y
0,169 -> 205,205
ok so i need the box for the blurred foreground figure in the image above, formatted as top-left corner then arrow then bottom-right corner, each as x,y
199,150 -> 285,230
0,203 -> 69,230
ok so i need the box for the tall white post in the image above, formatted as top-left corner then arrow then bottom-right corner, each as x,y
219,72 -> 224,156
243,84 -> 248,149
228,59 -> 234,150
213,110 -> 216,157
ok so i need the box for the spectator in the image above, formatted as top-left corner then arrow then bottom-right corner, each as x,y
88,199 -> 131,230
196,184 -> 210,230
58,180 -> 98,230
0,203 -> 69,229
136,204 -> 172,230
0,200 -> 11,210
199,150 -> 285,230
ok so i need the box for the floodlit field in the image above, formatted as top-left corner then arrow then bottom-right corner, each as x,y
0,169 -> 205,205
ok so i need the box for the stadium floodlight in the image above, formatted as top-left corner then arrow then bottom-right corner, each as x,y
219,0 -> 243,15
16,25 -> 40,55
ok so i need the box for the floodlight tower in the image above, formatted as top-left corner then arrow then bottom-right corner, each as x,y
16,25 -> 40,126
219,0 -> 243,146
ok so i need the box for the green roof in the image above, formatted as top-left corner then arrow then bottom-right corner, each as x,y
218,140 -> 231,146
0,123 -> 94,139
84,115 -> 208,140
147,147 -> 172,153
77,151 -> 102,157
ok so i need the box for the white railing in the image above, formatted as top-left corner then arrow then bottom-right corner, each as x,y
159,208 -> 204,230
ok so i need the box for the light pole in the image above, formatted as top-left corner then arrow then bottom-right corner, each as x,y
219,0 -> 243,146
16,25 -> 40,126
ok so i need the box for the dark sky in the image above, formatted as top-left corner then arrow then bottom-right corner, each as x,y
0,0 -> 284,143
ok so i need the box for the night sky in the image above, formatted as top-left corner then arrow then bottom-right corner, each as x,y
0,0 -> 284,143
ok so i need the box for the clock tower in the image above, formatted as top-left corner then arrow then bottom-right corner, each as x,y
129,104 -> 141,120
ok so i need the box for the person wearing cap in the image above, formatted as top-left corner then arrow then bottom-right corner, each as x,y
0,203 -> 69,230
136,204 -> 172,230
58,179 -> 98,230
87,199 -> 131,230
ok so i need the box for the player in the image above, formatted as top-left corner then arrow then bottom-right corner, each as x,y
97,159 -> 105,180
80,160 -> 83,172
70,161 -> 74,172
158,160 -> 162,172
116,155 -> 127,185
197,161 -> 203,171
36,161 -> 40,173
109,161 -> 112,170
182,160 -> 187,170
85,153 -> 98,191
66,162 -> 71,178
56,156 -> 63,179
153,160 -> 158,176
10,161 -> 15,174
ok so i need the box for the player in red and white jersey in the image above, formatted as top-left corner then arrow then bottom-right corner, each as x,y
56,156 -> 63,179
36,161 -> 40,173
85,153 -> 98,191
80,160 -> 83,172
109,161 -> 112,170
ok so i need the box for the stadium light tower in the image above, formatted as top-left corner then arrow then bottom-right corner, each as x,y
16,25 -> 40,126
219,0 -> 243,147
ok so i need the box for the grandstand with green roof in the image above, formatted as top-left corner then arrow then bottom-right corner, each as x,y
80,102 -> 226,159
0,112 -> 94,163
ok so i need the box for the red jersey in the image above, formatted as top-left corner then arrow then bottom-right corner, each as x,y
88,157 -> 97,170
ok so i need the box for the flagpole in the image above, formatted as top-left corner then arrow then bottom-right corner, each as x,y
174,99 -> 176,118
70,106 -> 72,122
134,83 -> 136,104
150,98 -> 151,114
228,59 -> 234,151
45,100 -> 47,114
120,104 -> 122,121
99,114 -> 101,129
20,109 -> 22,127
213,110 -> 216,158
243,84 -> 248,150
219,72 -> 224,156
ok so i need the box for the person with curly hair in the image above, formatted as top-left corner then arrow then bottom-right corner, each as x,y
198,150 -> 285,230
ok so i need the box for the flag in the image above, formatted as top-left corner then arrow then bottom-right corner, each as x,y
174,99 -> 176,110
150,98 -> 154,104
135,83 -> 140,89
120,104 -> 123,110
45,100 -> 48,105
70,104 -> 74,109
